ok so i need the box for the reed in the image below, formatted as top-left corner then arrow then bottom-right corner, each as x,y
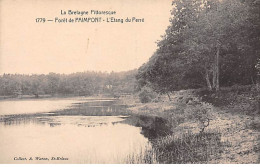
127,131 -> 225,164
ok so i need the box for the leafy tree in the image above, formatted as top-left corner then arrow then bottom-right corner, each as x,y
137,0 -> 260,95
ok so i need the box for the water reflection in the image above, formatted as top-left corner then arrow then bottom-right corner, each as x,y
0,97 -> 116,116
0,99 -> 129,125
0,121 -> 149,164
0,99 -> 150,164
123,115 -> 172,140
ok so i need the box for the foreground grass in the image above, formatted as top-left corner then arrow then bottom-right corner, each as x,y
126,131 -> 227,164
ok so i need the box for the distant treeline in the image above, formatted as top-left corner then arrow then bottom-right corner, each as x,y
0,70 -> 137,97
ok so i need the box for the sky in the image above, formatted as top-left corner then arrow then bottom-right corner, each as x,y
0,0 -> 172,74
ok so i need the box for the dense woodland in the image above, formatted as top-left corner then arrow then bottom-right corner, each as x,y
0,70 -> 137,97
137,0 -> 260,94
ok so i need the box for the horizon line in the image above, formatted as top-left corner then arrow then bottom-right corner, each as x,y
0,68 -> 138,76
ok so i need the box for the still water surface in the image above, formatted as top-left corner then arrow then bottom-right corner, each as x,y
0,98 -> 150,164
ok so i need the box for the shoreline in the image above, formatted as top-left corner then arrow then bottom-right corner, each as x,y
120,88 -> 260,163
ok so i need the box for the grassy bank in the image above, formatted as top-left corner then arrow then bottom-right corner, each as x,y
120,85 -> 260,163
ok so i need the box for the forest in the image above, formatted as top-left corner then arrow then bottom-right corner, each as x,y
136,0 -> 260,95
0,70 -> 137,97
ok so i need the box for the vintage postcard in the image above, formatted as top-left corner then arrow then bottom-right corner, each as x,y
0,0 -> 259,165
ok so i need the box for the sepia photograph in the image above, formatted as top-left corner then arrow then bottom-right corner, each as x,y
0,0 -> 259,165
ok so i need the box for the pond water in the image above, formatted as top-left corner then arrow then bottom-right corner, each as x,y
0,97 -> 114,115
0,98 -> 150,164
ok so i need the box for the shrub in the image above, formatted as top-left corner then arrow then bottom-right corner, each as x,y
138,87 -> 157,103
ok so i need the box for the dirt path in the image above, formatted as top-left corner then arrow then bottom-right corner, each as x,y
207,110 -> 260,163
177,90 -> 260,163
174,106 -> 260,163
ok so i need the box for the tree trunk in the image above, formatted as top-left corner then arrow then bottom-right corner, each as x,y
257,98 -> 260,114
256,58 -> 260,114
257,78 -> 260,114
212,64 -> 216,90
216,43 -> 220,91
212,42 -> 220,91
205,69 -> 212,91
